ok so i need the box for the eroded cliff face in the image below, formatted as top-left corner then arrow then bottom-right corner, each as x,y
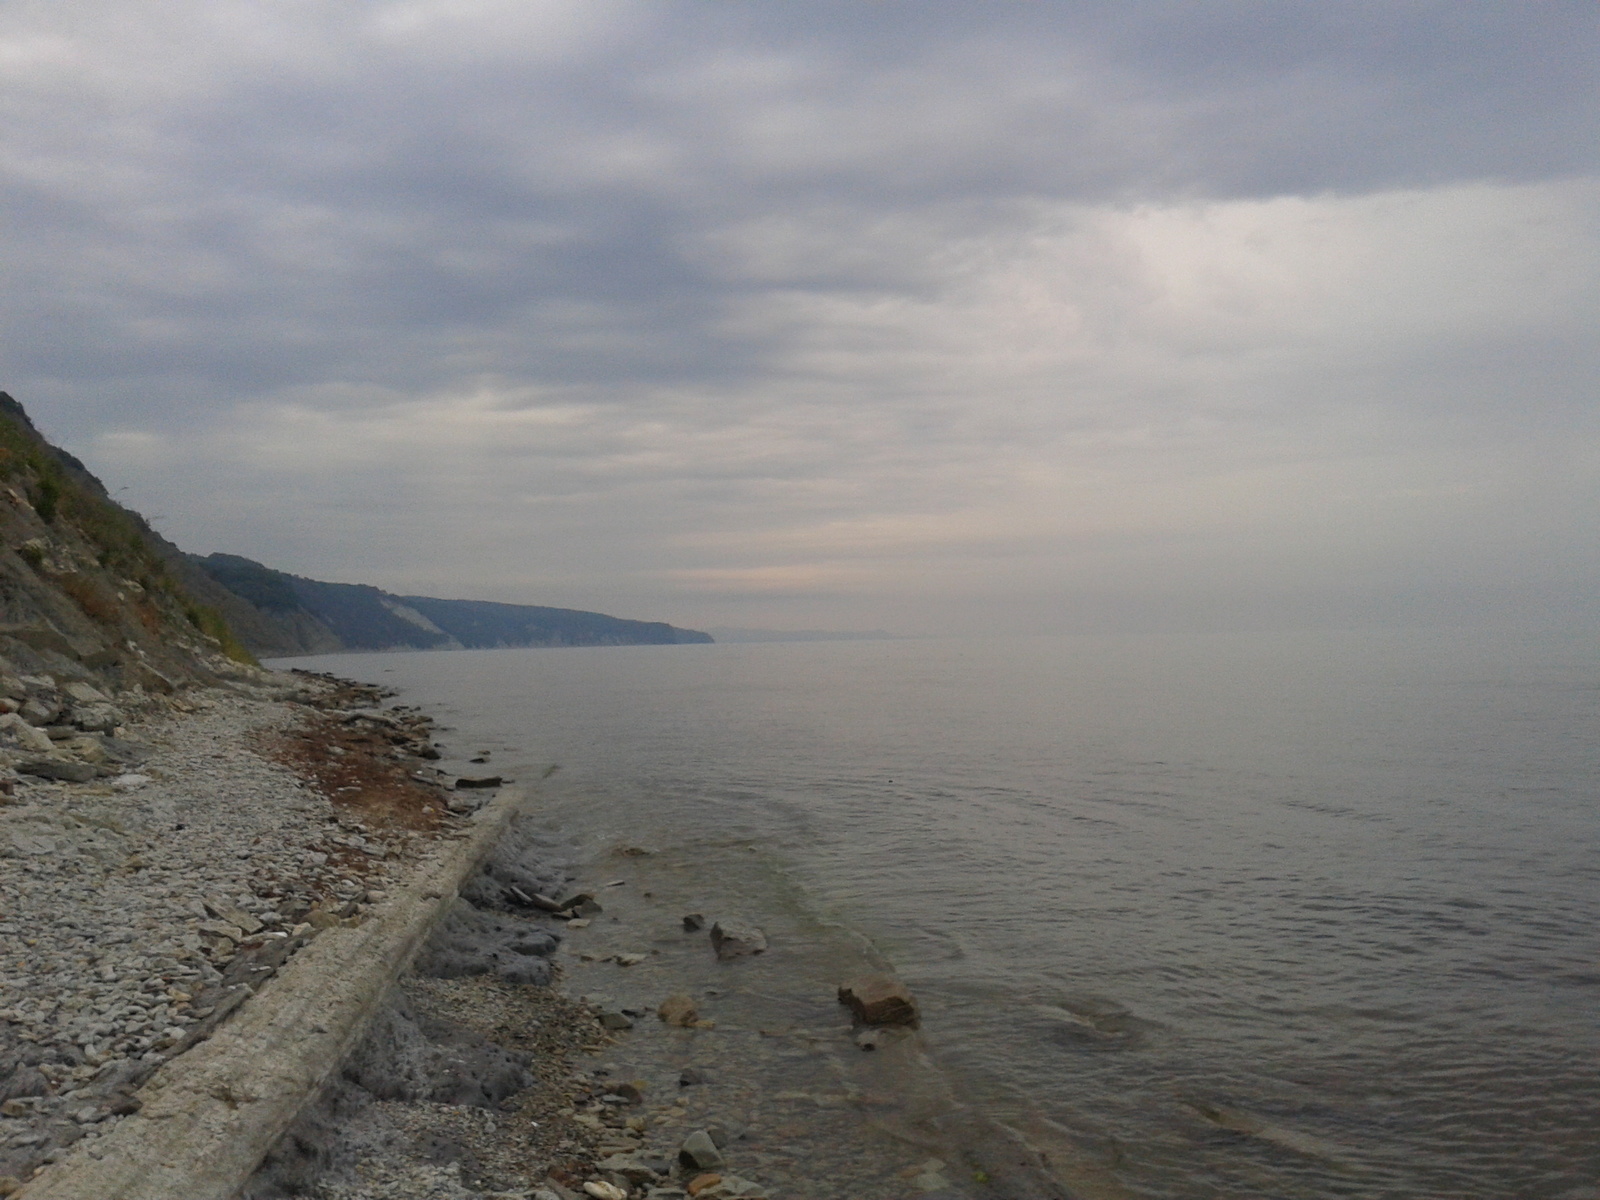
0,393 -> 264,762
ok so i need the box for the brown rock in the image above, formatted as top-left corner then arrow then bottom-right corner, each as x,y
838,975 -> 919,1027
658,993 -> 699,1027
688,1175 -> 723,1196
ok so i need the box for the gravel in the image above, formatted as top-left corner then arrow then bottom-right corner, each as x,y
0,678 -> 445,1188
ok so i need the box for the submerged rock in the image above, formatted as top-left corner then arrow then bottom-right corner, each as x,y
658,994 -> 699,1027
709,919 -> 766,960
694,1177 -> 768,1199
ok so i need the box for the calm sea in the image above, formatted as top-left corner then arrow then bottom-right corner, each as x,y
288,630 -> 1600,1199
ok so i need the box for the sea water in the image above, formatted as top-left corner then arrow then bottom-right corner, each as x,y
289,630 -> 1600,1199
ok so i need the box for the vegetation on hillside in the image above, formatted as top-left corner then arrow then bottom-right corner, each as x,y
0,393 -> 256,667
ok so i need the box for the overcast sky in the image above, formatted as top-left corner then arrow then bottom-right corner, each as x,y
2,2 -> 1597,635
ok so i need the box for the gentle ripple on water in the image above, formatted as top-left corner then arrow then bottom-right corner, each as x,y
288,629 -> 1600,1199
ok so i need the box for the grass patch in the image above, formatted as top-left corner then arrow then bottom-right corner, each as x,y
185,602 -> 259,666
59,573 -> 122,626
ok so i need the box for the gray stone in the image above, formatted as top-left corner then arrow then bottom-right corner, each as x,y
677,1129 -> 725,1172
62,682 -> 109,705
0,712 -> 54,752
20,697 -> 60,726
71,704 -> 123,734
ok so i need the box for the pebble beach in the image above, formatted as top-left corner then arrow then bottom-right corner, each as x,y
2,667 -> 950,1200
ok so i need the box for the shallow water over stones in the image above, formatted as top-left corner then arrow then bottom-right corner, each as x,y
296,630 -> 1600,1200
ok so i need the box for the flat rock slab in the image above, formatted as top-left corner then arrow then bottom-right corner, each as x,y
838,975 -> 920,1027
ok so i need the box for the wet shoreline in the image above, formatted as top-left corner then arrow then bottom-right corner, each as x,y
1,654 -> 1088,1200
238,672 -> 1080,1200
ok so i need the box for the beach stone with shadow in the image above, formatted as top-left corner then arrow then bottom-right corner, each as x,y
679,1129 -> 726,1171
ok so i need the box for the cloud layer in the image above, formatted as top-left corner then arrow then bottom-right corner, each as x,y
3,2 -> 1597,632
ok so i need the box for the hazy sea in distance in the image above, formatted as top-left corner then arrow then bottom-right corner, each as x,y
290,630 -> 1600,1199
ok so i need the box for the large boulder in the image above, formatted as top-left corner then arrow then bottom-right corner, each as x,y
0,712 -> 53,752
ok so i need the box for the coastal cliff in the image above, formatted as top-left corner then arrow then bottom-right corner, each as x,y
190,554 -> 713,659
0,391 -> 711,671
0,393 -> 267,694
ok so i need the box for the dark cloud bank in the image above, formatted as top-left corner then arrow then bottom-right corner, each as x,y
2,1 -> 1596,634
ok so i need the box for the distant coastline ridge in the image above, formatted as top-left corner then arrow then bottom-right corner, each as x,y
190,552 -> 713,658
706,627 -> 897,643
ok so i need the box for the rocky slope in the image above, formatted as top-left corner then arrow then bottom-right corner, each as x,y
0,394 -> 285,788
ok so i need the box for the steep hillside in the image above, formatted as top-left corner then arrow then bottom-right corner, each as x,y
191,553 -> 713,656
0,392 -> 258,691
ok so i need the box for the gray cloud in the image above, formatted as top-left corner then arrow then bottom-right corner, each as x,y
1,1 -> 1597,632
